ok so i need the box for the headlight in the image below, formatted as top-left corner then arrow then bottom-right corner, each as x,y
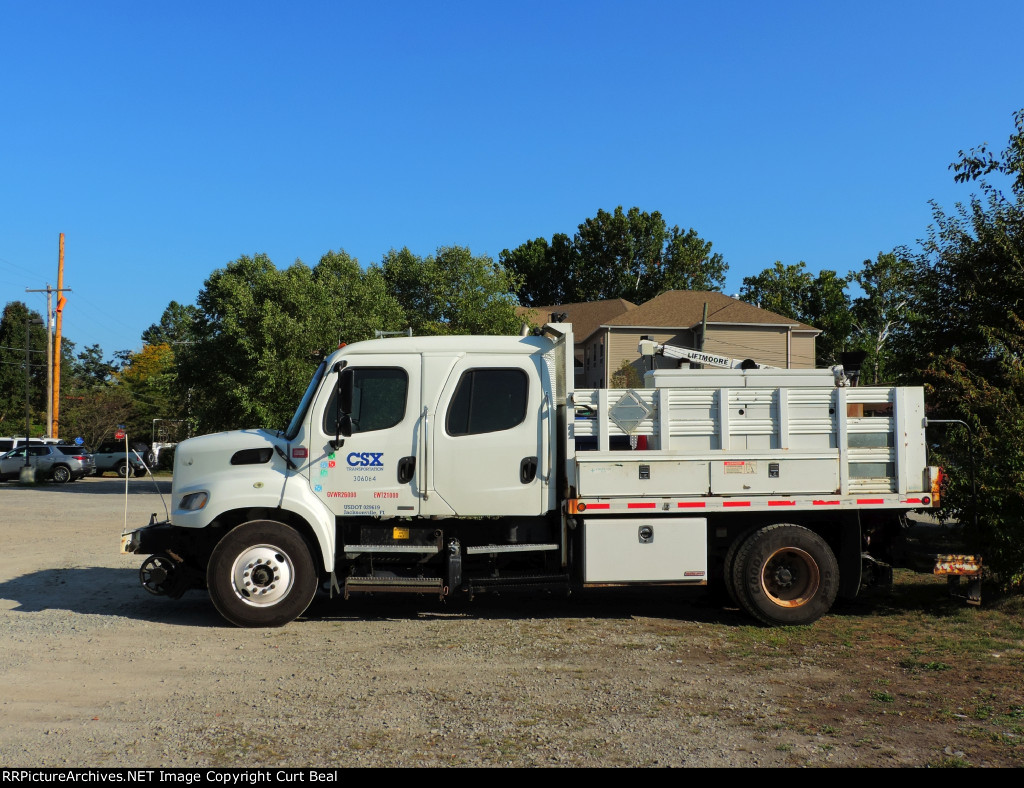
179,492 -> 209,511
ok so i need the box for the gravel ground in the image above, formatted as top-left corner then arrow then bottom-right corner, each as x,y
0,476 -> 1012,768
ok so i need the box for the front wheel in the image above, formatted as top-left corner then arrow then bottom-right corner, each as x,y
206,520 -> 318,628
732,524 -> 839,626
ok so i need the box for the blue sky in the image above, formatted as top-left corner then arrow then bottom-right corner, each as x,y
2,1 -> 1022,358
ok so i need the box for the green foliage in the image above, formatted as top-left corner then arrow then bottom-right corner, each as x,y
60,384 -> 133,449
70,344 -> 119,387
739,262 -> 855,367
739,261 -> 815,321
172,246 -> 520,433
500,206 -> 727,305
907,109 -> 1024,589
610,359 -> 643,389
0,301 -> 48,433
141,301 -> 199,346
377,246 -> 522,336
175,252 -> 401,433
850,251 -> 915,384
116,343 -> 180,441
57,339 -> 136,447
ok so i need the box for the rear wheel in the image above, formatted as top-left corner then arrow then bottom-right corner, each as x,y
206,520 -> 318,628
732,524 -> 839,626
50,464 -> 72,484
116,462 -> 130,478
721,527 -> 755,607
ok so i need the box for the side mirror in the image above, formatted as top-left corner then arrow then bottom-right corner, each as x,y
338,367 -> 353,415
331,367 -> 354,449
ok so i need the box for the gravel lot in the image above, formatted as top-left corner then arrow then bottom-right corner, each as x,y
0,476 -> 1018,768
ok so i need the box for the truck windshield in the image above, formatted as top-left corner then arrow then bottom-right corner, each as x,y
285,361 -> 327,441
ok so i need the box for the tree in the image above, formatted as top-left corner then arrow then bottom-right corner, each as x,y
0,302 -> 48,433
805,269 -> 855,368
738,261 -> 815,321
174,251 -> 407,433
496,235 -> 576,306
740,262 -> 856,368
377,246 -> 522,336
116,342 -> 180,441
501,207 -> 727,305
68,344 -> 119,388
610,358 -> 643,389
850,251 -> 915,384
59,385 -> 133,450
661,226 -> 728,294
907,109 -> 1024,589
142,301 -> 199,346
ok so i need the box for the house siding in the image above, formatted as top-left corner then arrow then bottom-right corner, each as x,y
605,328 -> 697,385
791,331 -> 816,367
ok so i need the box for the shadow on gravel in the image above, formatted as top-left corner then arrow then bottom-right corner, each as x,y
302,584 -> 751,628
2,563 -> 956,631
1,565 -> 750,629
0,566 -> 223,627
1,562 -> 756,632
0,477 -> 173,495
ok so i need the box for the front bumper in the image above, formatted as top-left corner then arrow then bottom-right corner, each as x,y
120,516 -> 176,555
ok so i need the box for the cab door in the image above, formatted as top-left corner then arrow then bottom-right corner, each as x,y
427,355 -> 547,516
308,355 -> 422,519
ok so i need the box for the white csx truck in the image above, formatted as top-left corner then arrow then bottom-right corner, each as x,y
121,323 -> 943,628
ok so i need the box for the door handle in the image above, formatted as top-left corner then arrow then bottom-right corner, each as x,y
520,456 -> 538,484
397,456 -> 416,484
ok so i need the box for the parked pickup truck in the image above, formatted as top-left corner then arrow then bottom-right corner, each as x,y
93,441 -> 151,477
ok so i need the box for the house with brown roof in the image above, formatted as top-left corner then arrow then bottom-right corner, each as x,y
519,291 -> 819,387
516,299 -> 636,385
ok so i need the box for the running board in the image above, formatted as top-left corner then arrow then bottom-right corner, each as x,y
343,576 -> 445,599
465,543 -> 560,555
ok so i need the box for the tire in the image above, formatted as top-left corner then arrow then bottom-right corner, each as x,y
206,520 -> 318,628
50,464 -> 72,484
116,462 -> 130,478
731,524 -> 839,626
721,527 -> 755,607
133,467 -> 146,477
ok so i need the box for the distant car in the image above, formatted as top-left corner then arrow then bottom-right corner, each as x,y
92,441 -> 151,477
0,437 -> 59,453
0,444 -> 94,483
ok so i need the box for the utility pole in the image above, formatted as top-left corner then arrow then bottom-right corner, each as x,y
27,234 -> 71,439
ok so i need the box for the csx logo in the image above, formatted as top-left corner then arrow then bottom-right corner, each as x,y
347,452 -> 383,467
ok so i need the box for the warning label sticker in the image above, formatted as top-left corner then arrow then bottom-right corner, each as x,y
723,461 -> 757,474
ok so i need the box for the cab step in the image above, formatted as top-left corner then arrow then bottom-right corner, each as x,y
343,576 -> 445,599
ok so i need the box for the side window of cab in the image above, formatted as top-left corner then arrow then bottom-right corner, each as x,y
445,368 -> 528,436
324,368 -> 409,434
